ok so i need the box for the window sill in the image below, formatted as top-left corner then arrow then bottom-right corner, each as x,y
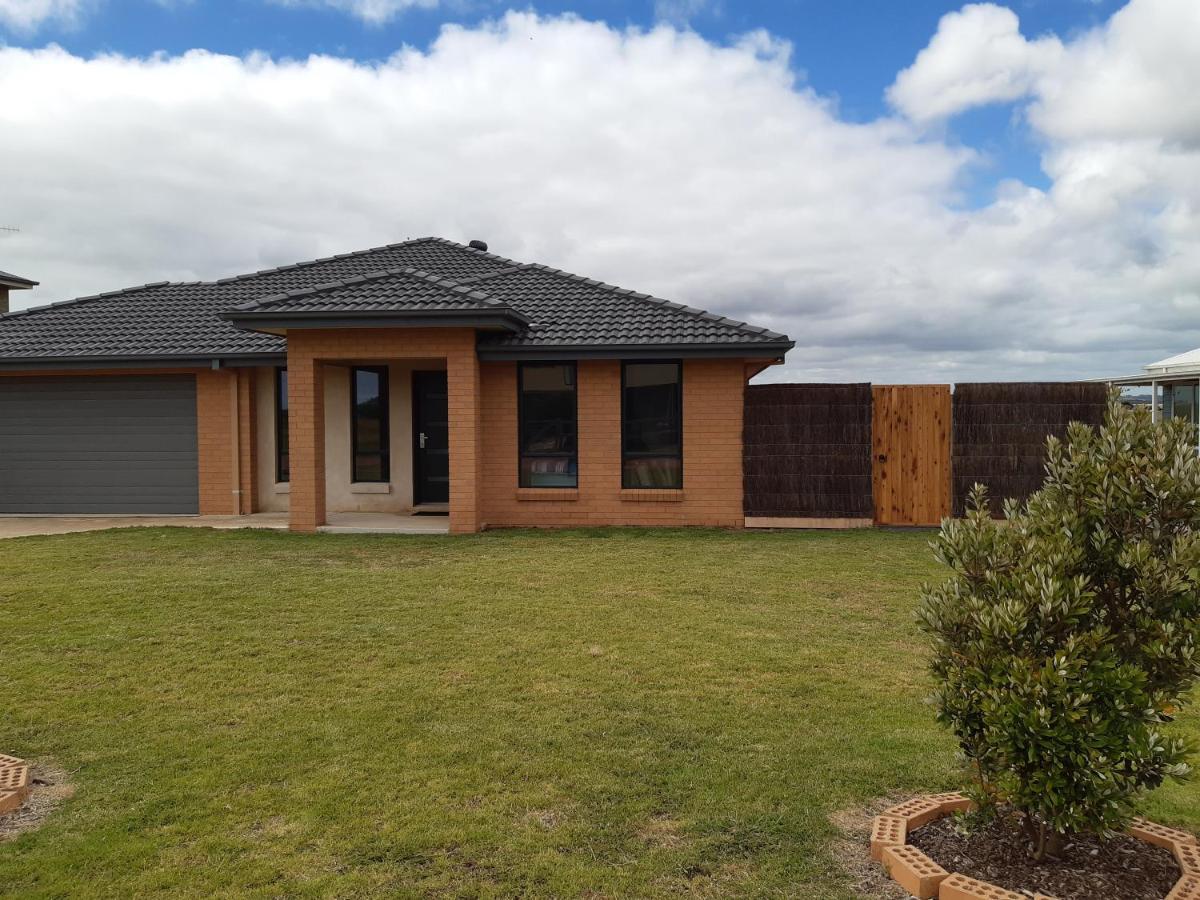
620,489 -> 685,503
516,488 -> 579,502
351,482 -> 392,495
273,482 -> 291,495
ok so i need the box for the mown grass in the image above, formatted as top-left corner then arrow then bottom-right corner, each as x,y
0,527 -> 1196,898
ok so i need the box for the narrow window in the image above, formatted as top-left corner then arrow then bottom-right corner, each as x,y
519,362 -> 578,488
622,361 -> 682,489
352,366 -> 390,483
275,367 -> 289,483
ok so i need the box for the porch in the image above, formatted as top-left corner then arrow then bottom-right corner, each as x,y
280,328 -> 482,534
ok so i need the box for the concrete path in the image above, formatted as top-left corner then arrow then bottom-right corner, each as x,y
0,514 -> 289,540
0,511 -> 451,539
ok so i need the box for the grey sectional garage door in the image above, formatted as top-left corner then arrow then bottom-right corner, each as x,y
0,375 -> 200,514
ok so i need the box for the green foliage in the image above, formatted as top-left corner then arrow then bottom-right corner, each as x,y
919,397 -> 1200,852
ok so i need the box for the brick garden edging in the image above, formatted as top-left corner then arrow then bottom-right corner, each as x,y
871,794 -> 1199,900
0,754 -> 31,816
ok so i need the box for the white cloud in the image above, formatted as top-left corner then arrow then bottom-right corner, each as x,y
653,0 -> 718,26
268,0 -> 440,25
887,3 -> 1063,123
0,0 -> 90,33
1,6 -> 1198,383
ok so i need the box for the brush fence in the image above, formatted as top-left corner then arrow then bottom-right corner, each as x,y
743,381 -> 1108,526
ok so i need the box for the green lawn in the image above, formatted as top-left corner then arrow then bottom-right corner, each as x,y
1,527 -> 1196,898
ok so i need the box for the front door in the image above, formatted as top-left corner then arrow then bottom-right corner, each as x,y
871,384 -> 951,526
412,371 -> 450,504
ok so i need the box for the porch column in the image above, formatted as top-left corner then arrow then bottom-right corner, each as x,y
1151,380 -> 1159,423
288,353 -> 326,532
446,342 -> 483,533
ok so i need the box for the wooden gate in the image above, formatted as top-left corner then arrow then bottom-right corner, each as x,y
871,385 -> 951,526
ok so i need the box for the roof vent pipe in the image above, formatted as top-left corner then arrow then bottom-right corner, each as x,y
468,239 -> 488,252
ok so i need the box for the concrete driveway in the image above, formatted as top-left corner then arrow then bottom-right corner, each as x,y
0,512 -> 451,539
0,513 -> 289,540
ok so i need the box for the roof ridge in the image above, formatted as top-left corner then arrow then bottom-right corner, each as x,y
0,280 -> 202,322
421,237 -> 529,270
520,263 -> 790,342
212,237 -> 447,286
231,266 -> 507,313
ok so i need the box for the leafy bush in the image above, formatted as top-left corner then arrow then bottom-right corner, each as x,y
918,397 -> 1200,859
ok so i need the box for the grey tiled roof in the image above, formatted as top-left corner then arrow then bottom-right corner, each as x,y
0,237 -> 791,364
228,267 -> 523,318
0,282 -> 285,360
470,265 -> 787,349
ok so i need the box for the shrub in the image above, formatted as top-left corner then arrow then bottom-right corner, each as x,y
918,397 -> 1200,859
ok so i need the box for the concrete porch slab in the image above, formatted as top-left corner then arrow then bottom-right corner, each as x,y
317,512 -> 450,535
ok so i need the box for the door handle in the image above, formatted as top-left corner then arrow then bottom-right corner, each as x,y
419,432 -> 427,449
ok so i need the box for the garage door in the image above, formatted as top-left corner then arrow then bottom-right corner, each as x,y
0,375 -> 200,514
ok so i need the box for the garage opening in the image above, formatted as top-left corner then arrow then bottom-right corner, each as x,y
0,375 -> 200,515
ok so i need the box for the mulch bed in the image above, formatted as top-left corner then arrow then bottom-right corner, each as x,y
0,762 -> 74,842
909,813 -> 1183,900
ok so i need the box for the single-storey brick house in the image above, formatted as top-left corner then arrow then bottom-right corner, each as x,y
0,238 -> 792,532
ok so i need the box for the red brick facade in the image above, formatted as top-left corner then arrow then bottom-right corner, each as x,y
479,358 -> 745,527
0,331 -> 760,531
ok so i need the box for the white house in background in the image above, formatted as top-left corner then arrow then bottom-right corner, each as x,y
1106,348 -> 1200,427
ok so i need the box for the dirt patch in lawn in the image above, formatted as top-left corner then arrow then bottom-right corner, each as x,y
0,762 -> 74,842
909,813 -> 1183,900
827,795 -> 911,900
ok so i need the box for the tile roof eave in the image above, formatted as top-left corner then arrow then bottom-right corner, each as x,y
0,351 -> 287,371
475,339 -> 795,360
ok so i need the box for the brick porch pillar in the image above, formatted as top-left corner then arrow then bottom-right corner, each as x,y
447,342 -> 483,533
288,354 -> 326,532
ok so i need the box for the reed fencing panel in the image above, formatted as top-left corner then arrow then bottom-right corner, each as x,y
743,383 -> 873,518
951,382 -> 1109,516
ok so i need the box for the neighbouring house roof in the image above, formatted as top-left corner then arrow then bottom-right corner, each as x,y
1104,346 -> 1200,385
0,238 -> 792,368
0,270 -> 38,289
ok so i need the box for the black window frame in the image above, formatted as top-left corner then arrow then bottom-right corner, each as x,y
621,360 -> 683,490
517,361 -> 579,489
351,365 -> 391,484
274,366 -> 289,484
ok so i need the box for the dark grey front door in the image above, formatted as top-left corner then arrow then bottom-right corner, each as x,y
0,375 -> 200,514
412,371 -> 449,505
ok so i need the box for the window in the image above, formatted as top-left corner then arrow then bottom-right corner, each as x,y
519,363 -> 578,488
622,361 -> 682,489
352,366 -> 390,483
274,367 -> 289,483
1165,383 -> 1198,426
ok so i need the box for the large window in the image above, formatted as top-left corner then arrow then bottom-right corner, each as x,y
275,367 -> 289,483
1165,383 -> 1199,426
519,363 -> 578,488
622,361 -> 682,489
352,366 -> 390,483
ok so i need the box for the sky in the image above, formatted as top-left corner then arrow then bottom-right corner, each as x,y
0,0 -> 1196,383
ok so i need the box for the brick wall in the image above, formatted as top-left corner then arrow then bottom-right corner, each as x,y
479,358 -> 746,527
0,350 -> 750,529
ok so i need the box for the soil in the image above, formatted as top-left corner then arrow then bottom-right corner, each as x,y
827,793 -> 913,900
908,813 -> 1184,900
0,762 -> 74,842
